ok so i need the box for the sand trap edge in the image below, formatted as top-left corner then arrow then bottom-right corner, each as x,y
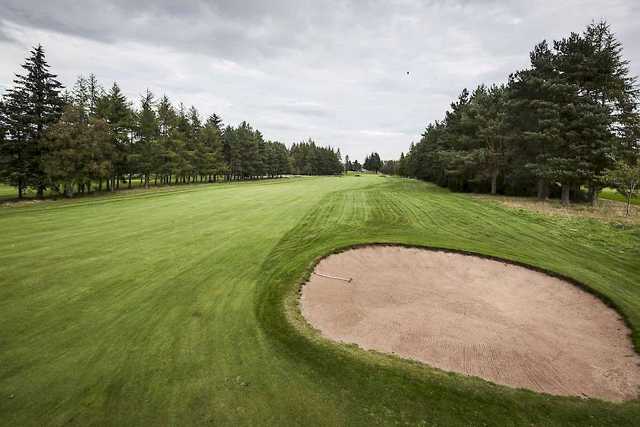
287,242 -> 640,400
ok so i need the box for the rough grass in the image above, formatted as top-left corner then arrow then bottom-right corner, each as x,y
1,175 -> 639,426
474,193 -> 640,224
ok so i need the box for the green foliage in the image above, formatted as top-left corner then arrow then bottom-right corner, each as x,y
289,139 -> 343,175
606,160 -> 640,215
380,159 -> 399,175
0,46 -> 343,198
0,45 -> 64,197
400,21 -> 639,205
363,152 -> 382,173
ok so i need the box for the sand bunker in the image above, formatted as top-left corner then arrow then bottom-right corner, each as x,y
300,246 -> 640,401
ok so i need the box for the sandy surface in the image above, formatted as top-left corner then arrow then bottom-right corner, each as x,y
300,246 -> 640,401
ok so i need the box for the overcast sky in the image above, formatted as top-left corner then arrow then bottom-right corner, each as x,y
1,0 -> 639,161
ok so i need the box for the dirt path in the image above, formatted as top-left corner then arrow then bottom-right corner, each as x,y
300,246 -> 640,401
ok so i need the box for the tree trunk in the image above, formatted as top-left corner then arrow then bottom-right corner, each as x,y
36,186 -> 44,198
561,183 -> 571,206
18,185 -> 23,199
536,178 -> 548,200
626,197 -> 631,216
588,183 -> 599,207
490,170 -> 498,195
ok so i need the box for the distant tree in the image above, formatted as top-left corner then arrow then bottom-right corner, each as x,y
606,160 -> 640,215
0,45 -> 350,197
290,139 -> 343,175
397,152 -> 407,176
0,45 -> 64,197
363,152 -> 382,173
381,159 -> 399,175
344,154 -> 352,172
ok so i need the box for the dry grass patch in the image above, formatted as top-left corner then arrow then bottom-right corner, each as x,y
473,194 -> 640,225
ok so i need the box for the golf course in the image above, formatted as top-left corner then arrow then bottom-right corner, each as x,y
1,175 -> 639,426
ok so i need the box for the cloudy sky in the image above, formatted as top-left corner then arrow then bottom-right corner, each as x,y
1,0 -> 639,161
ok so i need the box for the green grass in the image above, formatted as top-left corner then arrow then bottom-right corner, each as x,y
0,178 -> 194,202
0,183 -> 17,199
1,175 -> 639,426
601,187 -> 640,206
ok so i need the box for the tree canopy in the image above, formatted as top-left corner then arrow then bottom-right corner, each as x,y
0,46 -> 344,198
398,21 -> 639,205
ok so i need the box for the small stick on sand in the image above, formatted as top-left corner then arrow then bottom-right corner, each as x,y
313,272 -> 352,283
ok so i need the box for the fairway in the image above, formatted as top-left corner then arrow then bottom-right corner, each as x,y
1,175 -> 640,425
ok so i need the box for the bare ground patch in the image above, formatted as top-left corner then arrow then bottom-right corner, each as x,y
300,246 -> 640,401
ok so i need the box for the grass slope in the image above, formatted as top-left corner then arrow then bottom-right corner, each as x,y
1,175 -> 639,425
600,188 -> 640,206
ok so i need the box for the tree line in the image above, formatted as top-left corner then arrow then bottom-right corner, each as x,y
343,152 -> 384,173
0,46 -> 343,198
397,21 -> 640,206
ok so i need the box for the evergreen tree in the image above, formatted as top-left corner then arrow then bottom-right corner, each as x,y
344,154 -> 352,172
97,82 -> 133,190
200,114 -> 225,182
554,21 -> 632,204
0,45 -> 350,197
401,21 -> 639,205
0,45 -> 64,197
135,89 -> 159,187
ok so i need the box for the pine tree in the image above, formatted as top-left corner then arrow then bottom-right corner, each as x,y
506,41 -> 569,200
0,45 -> 64,197
208,113 -> 223,134
136,89 -> 159,187
72,75 -> 90,121
86,74 -> 103,118
200,116 -> 225,182
554,21 -> 633,204
97,82 -> 132,190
